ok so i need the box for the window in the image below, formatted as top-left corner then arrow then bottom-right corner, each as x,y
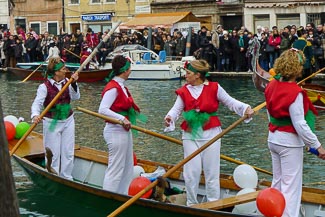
89,25 -> 101,33
91,0 -> 100,3
48,22 -> 58,36
30,22 -> 41,35
69,0 -> 79,4
104,0 -> 115,2
135,5 -> 150,13
307,13 -> 321,26
15,18 -> 26,31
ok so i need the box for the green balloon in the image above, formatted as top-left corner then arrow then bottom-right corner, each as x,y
15,122 -> 30,139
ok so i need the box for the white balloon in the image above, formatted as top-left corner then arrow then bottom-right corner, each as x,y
233,164 -> 258,189
133,165 -> 145,179
234,188 -> 257,214
4,115 -> 19,127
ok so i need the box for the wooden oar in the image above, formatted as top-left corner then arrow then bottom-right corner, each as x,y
64,48 -> 81,59
107,103 -> 265,217
9,21 -> 121,157
77,106 -> 272,176
64,47 -> 98,69
20,63 -> 44,83
298,67 -> 325,85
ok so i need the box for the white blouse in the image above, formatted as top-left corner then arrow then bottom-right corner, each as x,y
267,92 -> 321,149
165,81 -> 251,140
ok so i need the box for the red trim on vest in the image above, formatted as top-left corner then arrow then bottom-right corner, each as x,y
101,80 -> 140,122
265,80 -> 317,133
43,79 -> 73,119
176,82 -> 221,132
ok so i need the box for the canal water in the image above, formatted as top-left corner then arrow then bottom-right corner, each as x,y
1,71 -> 325,217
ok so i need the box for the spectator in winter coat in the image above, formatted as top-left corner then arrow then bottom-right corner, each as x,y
15,38 -> 23,64
25,33 -> 38,62
86,28 -> 99,49
268,29 -> 281,68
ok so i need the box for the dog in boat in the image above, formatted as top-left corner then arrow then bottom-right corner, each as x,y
45,147 -> 58,175
152,176 -> 171,203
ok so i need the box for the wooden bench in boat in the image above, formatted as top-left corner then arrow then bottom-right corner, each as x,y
74,145 -> 108,165
191,190 -> 260,210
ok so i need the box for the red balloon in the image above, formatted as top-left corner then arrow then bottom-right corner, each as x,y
128,177 -> 152,198
257,187 -> 286,217
133,152 -> 137,166
4,121 -> 16,141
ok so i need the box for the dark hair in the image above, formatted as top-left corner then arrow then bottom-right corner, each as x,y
281,32 -> 289,38
112,55 -> 128,76
297,27 -> 306,37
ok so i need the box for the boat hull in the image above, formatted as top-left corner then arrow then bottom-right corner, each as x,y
10,132 -> 325,217
13,155 -> 244,217
6,67 -> 111,82
103,61 -> 184,80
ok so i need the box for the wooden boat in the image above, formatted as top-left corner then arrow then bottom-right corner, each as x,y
6,65 -> 111,82
9,131 -> 325,217
252,61 -> 325,110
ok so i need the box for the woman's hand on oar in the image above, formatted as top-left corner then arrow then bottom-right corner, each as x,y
10,21 -> 122,157
10,77 -> 75,156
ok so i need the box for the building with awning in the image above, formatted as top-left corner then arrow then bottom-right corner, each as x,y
119,11 -> 202,31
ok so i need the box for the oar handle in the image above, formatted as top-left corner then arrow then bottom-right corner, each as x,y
10,77 -> 74,156
306,147 -> 319,156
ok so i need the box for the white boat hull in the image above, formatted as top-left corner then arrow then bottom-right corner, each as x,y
103,61 -> 185,80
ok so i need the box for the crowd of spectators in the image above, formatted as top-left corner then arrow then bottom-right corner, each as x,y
1,23 -> 324,73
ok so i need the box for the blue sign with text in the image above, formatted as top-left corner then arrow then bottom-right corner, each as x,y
81,14 -> 111,21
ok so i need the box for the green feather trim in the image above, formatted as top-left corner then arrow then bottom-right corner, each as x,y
118,108 -> 147,136
183,110 -> 217,139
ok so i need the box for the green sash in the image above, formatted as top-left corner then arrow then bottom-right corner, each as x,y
118,107 -> 147,136
270,110 -> 316,132
49,104 -> 71,131
183,109 -> 217,139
